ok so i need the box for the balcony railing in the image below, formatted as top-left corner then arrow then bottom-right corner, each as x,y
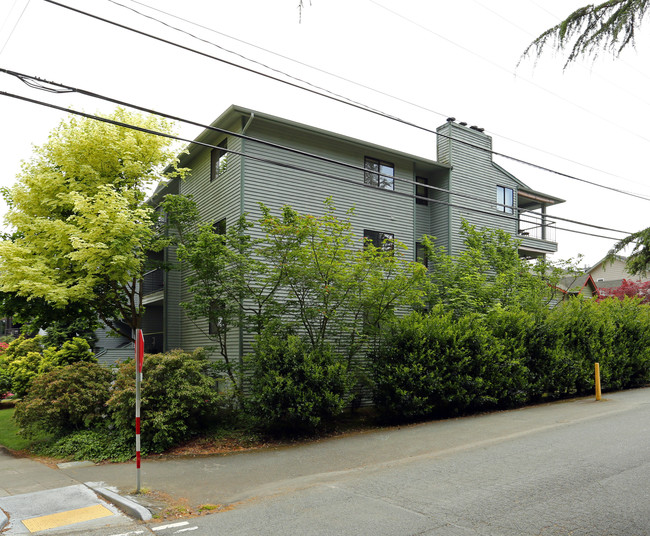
142,268 -> 164,295
518,212 -> 556,242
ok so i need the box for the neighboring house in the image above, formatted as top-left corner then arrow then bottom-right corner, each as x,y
587,254 -> 650,289
555,274 -> 599,300
96,106 -> 564,359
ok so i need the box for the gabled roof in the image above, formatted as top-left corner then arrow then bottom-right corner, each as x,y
586,253 -> 627,274
177,104 -> 450,171
555,273 -> 598,296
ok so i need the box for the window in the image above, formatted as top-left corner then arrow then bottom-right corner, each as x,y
210,139 -> 228,182
416,177 -> 429,205
496,186 -> 514,214
416,242 -> 428,268
213,218 -> 226,235
364,229 -> 394,252
364,157 -> 394,190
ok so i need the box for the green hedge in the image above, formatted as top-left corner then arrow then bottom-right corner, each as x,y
247,327 -> 350,433
372,298 -> 650,421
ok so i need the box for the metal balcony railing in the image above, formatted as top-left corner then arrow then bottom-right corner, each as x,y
142,268 -> 164,295
518,212 -> 556,242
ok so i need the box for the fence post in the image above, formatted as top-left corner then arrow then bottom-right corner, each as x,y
595,362 -> 602,401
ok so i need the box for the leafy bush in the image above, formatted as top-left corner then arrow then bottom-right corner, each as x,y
371,307 -> 530,421
247,327 -> 350,433
12,362 -> 113,438
533,298 -> 650,396
8,352 -> 43,398
0,354 -> 11,396
4,335 -> 42,362
107,349 -> 221,453
37,429 -> 133,462
3,335 -> 42,397
39,337 -> 96,373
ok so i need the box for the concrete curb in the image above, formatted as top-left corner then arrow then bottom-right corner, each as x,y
85,483 -> 152,521
0,508 -> 8,531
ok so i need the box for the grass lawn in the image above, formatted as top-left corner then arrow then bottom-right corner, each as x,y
0,407 -> 32,451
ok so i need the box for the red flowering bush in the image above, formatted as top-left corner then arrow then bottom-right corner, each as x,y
597,279 -> 650,304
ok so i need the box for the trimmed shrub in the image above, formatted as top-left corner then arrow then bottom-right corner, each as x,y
12,362 -> 113,438
371,307 -> 530,421
247,327 -> 350,433
107,349 -> 221,453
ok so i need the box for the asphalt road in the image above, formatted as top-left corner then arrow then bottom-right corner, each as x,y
164,391 -> 650,535
43,389 -> 650,535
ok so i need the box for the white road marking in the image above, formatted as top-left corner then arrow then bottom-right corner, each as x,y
152,521 -> 190,531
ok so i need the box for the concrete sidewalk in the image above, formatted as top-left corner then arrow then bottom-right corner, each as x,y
56,388 -> 650,508
1,387 -> 648,531
0,448 -> 149,533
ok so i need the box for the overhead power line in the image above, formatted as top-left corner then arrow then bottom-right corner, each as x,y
368,0 -> 650,146
41,0 -> 650,204
0,67 -> 634,238
107,0 -> 640,191
0,88 -> 629,244
111,0 -> 650,195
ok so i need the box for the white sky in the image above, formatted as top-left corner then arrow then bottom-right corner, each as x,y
1,0 -> 650,268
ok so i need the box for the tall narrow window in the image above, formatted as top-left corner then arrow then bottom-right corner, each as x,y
416,176 -> 429,205
496,185 -> 514,214
213,218 -> 226,235
416,242 -> 428,268
364,229 -> 394,252
210,139 -> 228,182
364,157 -> 394,190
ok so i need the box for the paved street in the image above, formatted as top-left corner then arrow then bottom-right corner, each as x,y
139,389 -> 650,535
3,388 -> 650,534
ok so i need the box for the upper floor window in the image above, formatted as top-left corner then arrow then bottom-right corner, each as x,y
213,218 -> 226,235
210,139 -> 228,182
416,241 -> 428,268
364,157 -> 394,190
364,229 -> 394,252
416,177 -> 429,205
496,186 -> 514,214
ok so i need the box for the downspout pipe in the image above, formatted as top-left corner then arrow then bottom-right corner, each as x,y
242,112 -> 255,134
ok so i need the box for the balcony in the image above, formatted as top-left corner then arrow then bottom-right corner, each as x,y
518,211 -> 556,242
143,268 -> 164,295
516,187 -> 563,259
142,268 -> 164,305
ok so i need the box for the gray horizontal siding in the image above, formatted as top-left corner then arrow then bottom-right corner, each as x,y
439,123 -> 521,256
176,128 -> 244,360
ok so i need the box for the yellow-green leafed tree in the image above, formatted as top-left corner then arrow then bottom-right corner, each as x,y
0,108 -> 184,340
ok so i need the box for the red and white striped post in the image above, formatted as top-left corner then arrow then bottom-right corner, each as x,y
135,329 -> 144,493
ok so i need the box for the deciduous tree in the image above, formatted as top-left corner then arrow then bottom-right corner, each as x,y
0,108 -> 185,339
